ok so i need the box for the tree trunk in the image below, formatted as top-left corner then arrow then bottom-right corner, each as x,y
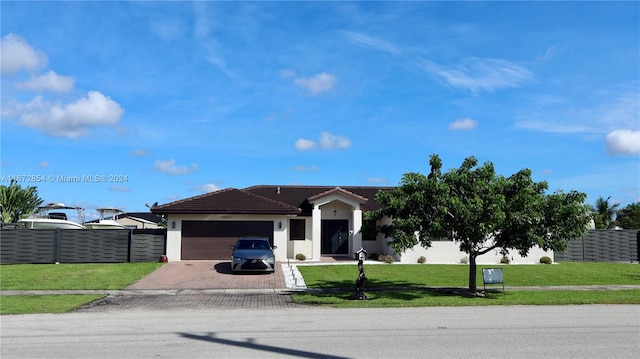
468,252 -> 477,293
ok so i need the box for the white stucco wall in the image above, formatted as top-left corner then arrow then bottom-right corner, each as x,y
287,217 -> 313,260
398,241 -> 553,264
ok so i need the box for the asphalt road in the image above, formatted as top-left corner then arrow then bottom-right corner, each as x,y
2,305 -> 639,358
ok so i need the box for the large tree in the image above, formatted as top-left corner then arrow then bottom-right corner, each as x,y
368,154 -> 591,294
614,202 -> 640,229
591,196 -> 620,229
0,180 -> 44,223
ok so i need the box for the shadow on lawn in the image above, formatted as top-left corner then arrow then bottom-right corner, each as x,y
302,286 -> 504,300
306,278 -> 428,289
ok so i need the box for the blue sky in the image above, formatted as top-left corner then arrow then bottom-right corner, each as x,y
1,1 -> 639,221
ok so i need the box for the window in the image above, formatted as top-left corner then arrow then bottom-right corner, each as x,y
289,219 -> 306,240
361,219 -> 378,241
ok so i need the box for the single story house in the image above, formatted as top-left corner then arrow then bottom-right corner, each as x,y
117,212 -> 165,229
151,185 -> 552,263
83,212 -> 165,229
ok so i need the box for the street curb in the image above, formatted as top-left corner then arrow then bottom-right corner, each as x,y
3,285 -> 639,296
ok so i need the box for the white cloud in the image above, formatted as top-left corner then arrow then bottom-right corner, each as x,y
342,31 -> 399,54
536,46 -> 556,61
295,131 -> 351,150
265,108 -> 293,122
0,33 -> 47,75
423,58 -> 533,93
154,159 -> 198,175
367,177 -> 388,184
279,69 -> 296,78
516,90 -> 639,135
129,149 -> 149,157
319,131 -> 351,149
605,129 -> 640,155
39,161 -> 49,168
294,73 -> 336,95
294,138 -> 317,150
15,70 -> 75,92
449,117 -> 477,131
13,91 -> 124,138
197,183 -> 221,193
515,120 -> 593,134
292,165 -> 318,172
108,185 -> 131,193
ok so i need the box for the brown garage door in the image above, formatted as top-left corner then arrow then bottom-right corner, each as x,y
181,220 -> 274,260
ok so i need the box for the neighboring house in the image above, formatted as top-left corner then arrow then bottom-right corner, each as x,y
117,212 -> 165,229
151,185 -> 551,263
84,211 -> 164,229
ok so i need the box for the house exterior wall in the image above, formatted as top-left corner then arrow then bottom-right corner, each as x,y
399,241 -> 553,264
117,217 -> 162,229
165,210 -> 553,264
287,217 -> 313,260
361,217 -> 552,264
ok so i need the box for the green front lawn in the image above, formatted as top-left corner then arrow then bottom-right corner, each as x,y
292,289 -> 640,308
296,262 -> 640,288
1,263 -> 163,315
291,262 -> 640,307
1,295 -> 105,315
1,263 -> 163,290
1,262 -> 638,314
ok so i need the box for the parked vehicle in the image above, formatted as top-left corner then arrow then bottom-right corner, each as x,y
84,208 -> 128,229
18,203 -> 85,230
230,236 -> 276,273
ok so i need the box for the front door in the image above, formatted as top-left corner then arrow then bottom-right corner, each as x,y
321,220 -> 349,255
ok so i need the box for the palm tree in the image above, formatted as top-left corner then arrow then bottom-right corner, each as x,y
591,196 -> 620,229
0,180 -> 44,223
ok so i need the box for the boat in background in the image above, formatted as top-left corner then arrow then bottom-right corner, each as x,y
84,207 -> 128,229
18,203 -> 86,229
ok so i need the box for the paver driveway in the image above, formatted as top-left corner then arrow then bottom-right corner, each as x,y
125,260 -> 288,290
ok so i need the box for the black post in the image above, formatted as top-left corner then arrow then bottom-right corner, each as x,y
353,248 -> 367,300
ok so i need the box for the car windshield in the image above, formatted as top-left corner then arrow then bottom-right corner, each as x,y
236,240 -> 269,250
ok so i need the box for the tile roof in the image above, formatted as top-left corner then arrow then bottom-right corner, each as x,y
152,185 -> 392,215
151,188 -> 301,215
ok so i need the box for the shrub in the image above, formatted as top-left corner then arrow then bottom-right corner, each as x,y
417,256 -> 426,264
540,256 -> 552,264
500,256 -> 511,264
368,253 -> 379,260
383,255 -> 395,264
295,253 -> 306,261
460,256 -> 468,264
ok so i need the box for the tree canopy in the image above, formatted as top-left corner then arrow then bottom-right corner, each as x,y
0,180 -> 44,223
614,202 -> 640,229
367,154 -> 591,293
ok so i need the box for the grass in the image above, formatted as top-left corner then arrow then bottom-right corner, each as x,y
292,289 -> 640,308
0,295 -> 105,315
1,262 -> 163,315
1,262 -> 164,290
291,262 -> 640,307
1,262 -> 638,314
296,262 -> 640,288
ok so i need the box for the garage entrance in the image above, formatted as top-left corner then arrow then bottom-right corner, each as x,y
181,221 -> 273,260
